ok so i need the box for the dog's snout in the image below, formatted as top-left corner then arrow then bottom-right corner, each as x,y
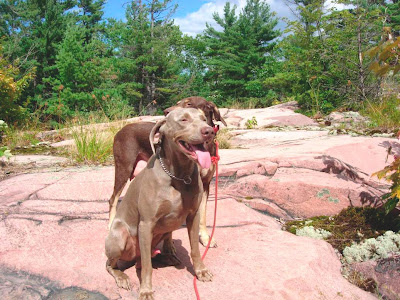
201,126 -> 215,139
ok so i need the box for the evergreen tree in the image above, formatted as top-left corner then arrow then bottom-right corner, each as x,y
202,0 -> 280,105
77,0 -> 106,43
119,0 -> 183,113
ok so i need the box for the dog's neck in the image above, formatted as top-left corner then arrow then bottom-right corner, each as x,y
159,138 -> 198,183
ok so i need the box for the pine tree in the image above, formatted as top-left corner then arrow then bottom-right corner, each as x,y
202,0 -> 279,104
119,0 -> 183,113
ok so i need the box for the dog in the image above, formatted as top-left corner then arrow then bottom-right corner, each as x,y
109,96 -> 227,247
105,108 -> 214,298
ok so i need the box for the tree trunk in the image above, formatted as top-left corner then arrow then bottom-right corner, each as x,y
357,15 -> 367,102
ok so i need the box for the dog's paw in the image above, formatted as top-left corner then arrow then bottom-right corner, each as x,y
138,288 -> 154,300
115,273 -> 132,290
199,233 -> 217,248
195,268 -> 213,282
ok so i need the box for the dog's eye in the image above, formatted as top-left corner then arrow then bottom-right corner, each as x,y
180,118 -> 188,122
186,103 -> 192,106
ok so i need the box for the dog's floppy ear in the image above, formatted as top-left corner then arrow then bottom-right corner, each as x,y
150,118 -> 166,154
207,101 -> 227,126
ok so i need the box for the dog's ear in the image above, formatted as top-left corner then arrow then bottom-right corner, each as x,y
207,101 -> 227,126
150,118 -> 166,154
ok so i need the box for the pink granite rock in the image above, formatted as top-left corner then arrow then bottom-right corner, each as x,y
350,256 -> 400,300
218,132 -> 393,218
0,166 -> 376,299
220,102 -> 318,129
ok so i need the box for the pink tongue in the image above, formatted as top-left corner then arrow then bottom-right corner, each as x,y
195,149 -> 211,169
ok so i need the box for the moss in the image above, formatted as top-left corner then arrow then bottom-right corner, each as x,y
284,207 -> 400,253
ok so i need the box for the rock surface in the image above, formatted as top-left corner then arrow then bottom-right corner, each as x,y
1,154 -> 69,167
2,102 -> 398,299
350,256 -> 400,300
0,167 -> 376,300
219,131 -> 392,219
219,101 -> 318,128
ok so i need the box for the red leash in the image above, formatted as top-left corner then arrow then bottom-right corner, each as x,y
193,140 -> 219,300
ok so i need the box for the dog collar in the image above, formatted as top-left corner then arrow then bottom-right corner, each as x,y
157,152 -> 192,185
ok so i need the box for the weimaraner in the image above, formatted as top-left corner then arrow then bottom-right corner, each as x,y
105,108 -> 214,299
109,97 -> 227,248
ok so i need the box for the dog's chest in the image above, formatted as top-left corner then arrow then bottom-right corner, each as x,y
155,197 -> 198,232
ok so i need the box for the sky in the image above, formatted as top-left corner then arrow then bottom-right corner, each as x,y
103,0 -> 347,37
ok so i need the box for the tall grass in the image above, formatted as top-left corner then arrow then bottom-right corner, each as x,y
71,126 -> 114,164
363,96 -> 400,130
216,128 -> 232,149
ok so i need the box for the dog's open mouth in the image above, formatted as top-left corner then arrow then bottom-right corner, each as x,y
179,141 -> 211,169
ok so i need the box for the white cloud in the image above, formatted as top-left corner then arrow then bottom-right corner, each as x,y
174,0 -> 292,37
174,0 -> 350,37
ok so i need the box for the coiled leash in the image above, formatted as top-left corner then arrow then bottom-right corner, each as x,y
193,139 -> 220,300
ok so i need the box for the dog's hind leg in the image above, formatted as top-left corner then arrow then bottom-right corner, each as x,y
105,221 -> 136,290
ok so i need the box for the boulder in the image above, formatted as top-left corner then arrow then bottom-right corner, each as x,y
220,102 -> 318,129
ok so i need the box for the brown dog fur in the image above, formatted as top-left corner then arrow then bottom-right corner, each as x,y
109,97 -> 227,247
105,108 -> 214,298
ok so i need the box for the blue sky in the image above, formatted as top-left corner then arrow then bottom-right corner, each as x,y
103,0 -> 346,37
104,0 -> 206,20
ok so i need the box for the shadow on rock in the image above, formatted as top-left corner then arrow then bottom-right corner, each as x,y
317,155 -> 366,183
0,267 -> 107,300
379,140 -> 400,157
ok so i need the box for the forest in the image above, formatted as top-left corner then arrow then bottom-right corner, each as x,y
0,0 -> 399,128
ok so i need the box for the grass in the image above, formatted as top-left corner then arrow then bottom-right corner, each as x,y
3,127 -> 41,150
362,96 -> 400,132
70,125 -> 116,164
216,128 -> 232,149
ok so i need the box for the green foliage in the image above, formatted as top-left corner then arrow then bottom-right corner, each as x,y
274,0 -> 383,114
118,0 -> 184,113
367,32 -> 400,76
202,0 -> 280,105
373,147 -> 400,213
71,126 -> 113,164
245,116 -> 258,129
363,96 -> 400,130
0,146 -> 12,160
1,0 -> 399,127
0,46 -> 34,124
284,207 -> 400,253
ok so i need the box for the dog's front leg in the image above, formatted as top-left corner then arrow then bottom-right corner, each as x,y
199,187 -> 217,248
186,212 -> 213,282
138,221 -> 154,300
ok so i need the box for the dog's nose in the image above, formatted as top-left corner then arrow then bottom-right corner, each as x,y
201,126 -> 215,139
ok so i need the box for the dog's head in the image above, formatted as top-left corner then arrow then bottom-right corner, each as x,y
164,97 -> 227,128
150,108 -> 215,169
